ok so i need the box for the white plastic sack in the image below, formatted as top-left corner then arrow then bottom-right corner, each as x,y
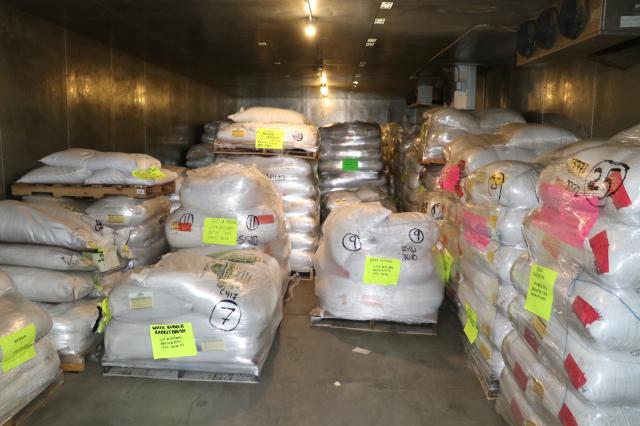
216,122 -> 318,152
125,237 -> 169,268
496,365 -> 555,426
37,298 -> 101,356
86,196 -> 171,228
0,244 -> 96,271
228,106 -> 307,124
85,168 -> 177,186
497,123 -> 579,154
472,108 -> 525,132
0,266 -> 95,303
464,161 -> 539,209
40,148 -> 160,173
319,122 -> 380,140
17,166 -> 91,184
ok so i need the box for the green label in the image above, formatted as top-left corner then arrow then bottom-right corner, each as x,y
255,128 -> 284,149
463,304 -> 478,344
132,167 -> 166,180
97,298 -> 111,333
150,323 -> 198,360
202,218 -> 238,246
342,158 -> 359,172
0,324 -> 36,372
436,249 -> 453,282
363,256 -> 401,286
524,263 -> 557,321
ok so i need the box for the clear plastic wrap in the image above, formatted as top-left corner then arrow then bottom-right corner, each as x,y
84,168 -> 177,186
216,122 -> 318,153
418,107 -> 480,161
185,143 -> 215,169
0,338 -> 60,424
319,122 -> 380,140
104,250 -> 283,376
37,298 -> 102,356
496,366 -> 556,426
472,108 -> 525,132
0,266 -> 95,303
496,123 -> 579,154
464,161 -> 539,209
313,203 -> 443,323
40,148 -> 160,172
86,196 -> 171,228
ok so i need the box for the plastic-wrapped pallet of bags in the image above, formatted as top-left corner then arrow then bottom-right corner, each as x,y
508,297 -> 640,405
103,250 -> 283,377
313,203 -> 444,323
419,107 -> 480,161
501,329 -> 640,426
216,122 -> 319,153
37,298 -> 102,357
472,108 -> 525,132
511,254 -> 640,351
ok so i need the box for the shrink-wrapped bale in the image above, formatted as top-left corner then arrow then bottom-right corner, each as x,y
38,298 -> 102,356
104,250 -> 283,376
314,203 -> 443,323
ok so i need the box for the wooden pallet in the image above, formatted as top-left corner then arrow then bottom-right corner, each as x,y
11,181 -> 175,199
291,269 -> 314,280
310,308 -> 437,336
213,146 -> 318,160
102,364 -> 259,384
60,353 -> 87,373
2,371 -> 64,426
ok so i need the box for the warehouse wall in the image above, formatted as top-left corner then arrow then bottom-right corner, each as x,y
0,5 -> 235,198
478,59 -> 640,139
237,89 -> 406,127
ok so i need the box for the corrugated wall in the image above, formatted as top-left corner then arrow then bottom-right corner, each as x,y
478,59 -> 640,139
0,5 -> 235,198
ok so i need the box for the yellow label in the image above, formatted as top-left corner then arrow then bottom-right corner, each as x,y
567,157 -> 590,177
489,171 -> 505,187
436,249 -> 453,282
86,246 -> 120,272
255,128 -> 284,149
107,214 -> 125,224
231,128 -> 245,138
532,316 -> 548,339
131,167 -> 166,180
97,298 -> 111,333
129,292 -> 153,310
150,323 -> 198,360
202,218 -> 238,246
463,304 -> 479,344
0,324 -> 36,372
486,250 -> 495,264
201,340 -> 225,352
532,377 -> 545,399
524,263 -> 557,321
479,340 -> 492,361
363,256 -> 401,286
489,216 -> 497,229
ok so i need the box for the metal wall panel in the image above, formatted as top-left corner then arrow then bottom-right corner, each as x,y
0,5 -> 234,197
592,64 -> 640,138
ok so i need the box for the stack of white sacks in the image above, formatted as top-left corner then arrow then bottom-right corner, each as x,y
456,161 -> 539,394
321,184 -> 395,220
186,122 -> 220,169
103,249 -> 283,377
318,122 -> 386,196
497,128 -> 640,425
0,273 -> 60,423
381,123 -> 403,197
17,149 -> 177,186
216,155 -> 319,273
104,161 -> 290,376
216,107 -> 319,154
313,203 -> 444,323
0,197 -> 129,361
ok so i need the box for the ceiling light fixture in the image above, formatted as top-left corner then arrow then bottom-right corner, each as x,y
320,84 -> 328,96
258,41 -> 267,46
380,2 -> 393,9
320,71 -> 327,85
304,0 -> 317,38
374,18 -> 386,24
365,38 -> 377,47
353,81 -> 359,85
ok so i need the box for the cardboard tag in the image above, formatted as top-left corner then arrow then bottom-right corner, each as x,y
150,323 -> 198,360
202,218 -> 238,246
436,249 -> 453,282
342,158 -> 359,172
201,340 -> 225,352
131,167 -> 166,180
524,263 -> 557,321
0,324 -> 36,372
86,246 -> 120,272
231,128 -> 245,138
107,214 -> 125,224
255,128 -> 284,149
463,304 -> 478,343
129,292 -> 154,310
363,256 -> 401,286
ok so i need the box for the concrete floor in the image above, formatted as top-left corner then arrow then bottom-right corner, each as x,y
26,281 -> 504,426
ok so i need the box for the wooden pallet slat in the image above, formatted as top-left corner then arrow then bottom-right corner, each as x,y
213,146 -> 318,160
291,269 -> 314,280
2,371 -> 64,426
102,365 -> 259,384
59,353 -> 87,373
11,181 -> 175,199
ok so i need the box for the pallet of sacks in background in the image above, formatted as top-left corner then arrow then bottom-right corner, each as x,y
4,150 -> 175,373
211,107 -> 320,276
311,202 -> 444,335
497,124 -> 640,425
102,162 -> 291,383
